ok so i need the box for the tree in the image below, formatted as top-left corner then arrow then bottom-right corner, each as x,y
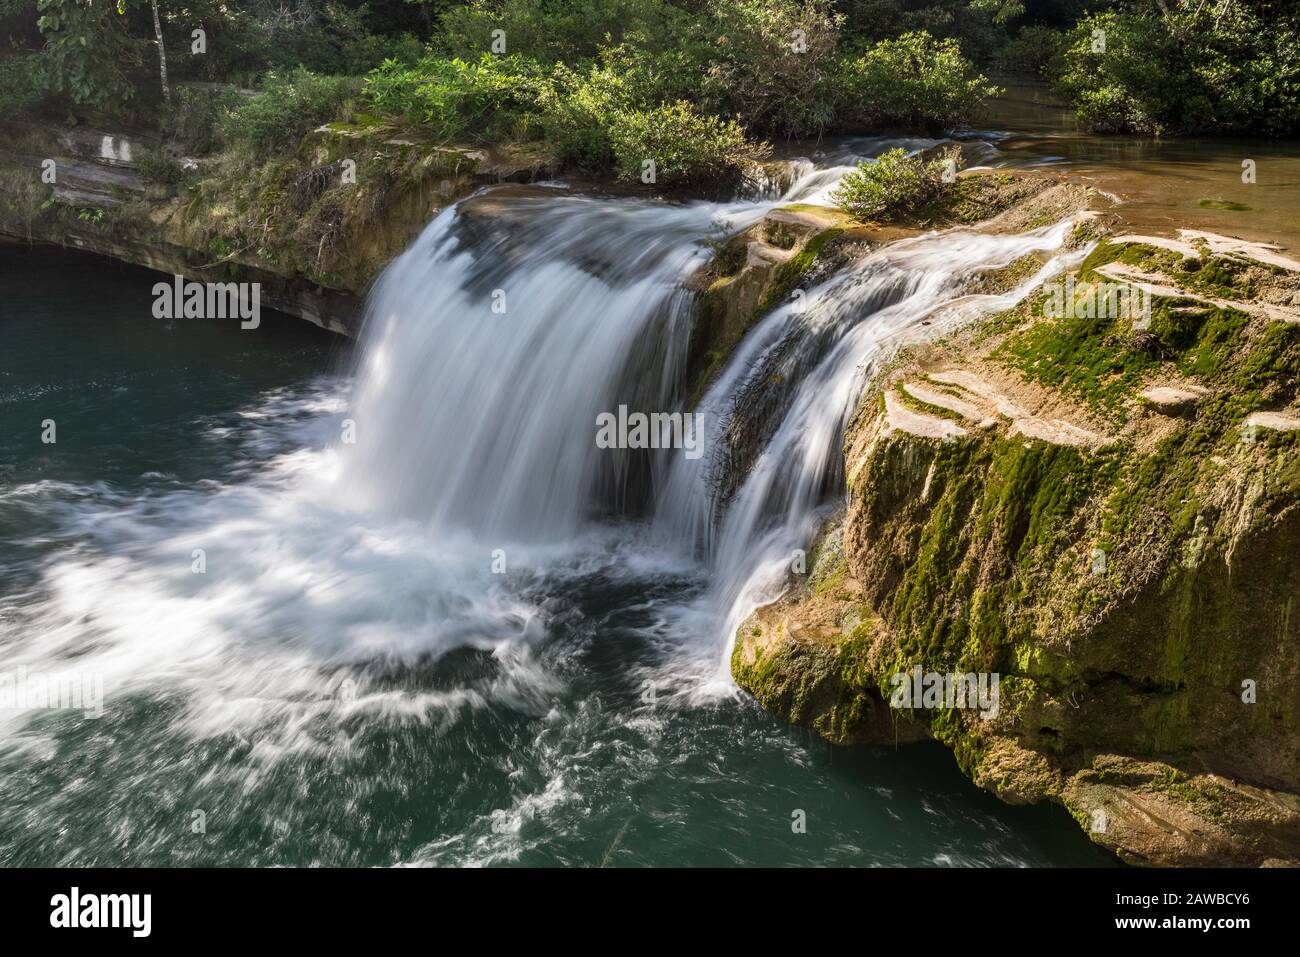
143,0 -> 170,106
35,0 -> 145,108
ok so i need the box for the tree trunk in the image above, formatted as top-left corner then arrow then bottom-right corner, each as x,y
150,0 -> 170,107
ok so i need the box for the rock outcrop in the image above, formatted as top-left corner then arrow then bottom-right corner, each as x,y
732,217 -> 1300,866
0,117 -> 550,335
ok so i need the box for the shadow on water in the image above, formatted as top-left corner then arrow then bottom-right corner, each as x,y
0,243 -> 346,488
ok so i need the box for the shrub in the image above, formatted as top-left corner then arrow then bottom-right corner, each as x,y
190,3 -> 426,83
364,53 -> 551,143
592,39 -> 717,111
272,4 -> 425,75
838,0 -> 1010,63
1054,5 -> 1300,137
221,69 -> 362,154
538,62 -> 632,171
993,24 -> 1067,76
696,0 -> 844,139
448,0 -> 849,143
169,86 -> 243,155
1053,11 -> 1179,135
33,0 -> 147,113
607,100 -> 771,188
838,31 -> 1000,132
829,146 -> 958,222
0,51 -> 44,115
136,148 -> 192,188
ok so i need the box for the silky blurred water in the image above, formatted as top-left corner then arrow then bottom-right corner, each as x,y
0,238 -> 1112,868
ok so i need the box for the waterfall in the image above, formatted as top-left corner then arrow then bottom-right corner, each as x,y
0,140 -> 1109,867
653,223 -> 1081,679
332,147 -> 903,540
339,190 -> 754,540
338,158 -> 1079,681
0,141 -> 1079,749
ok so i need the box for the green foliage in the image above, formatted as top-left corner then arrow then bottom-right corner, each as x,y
221,68 -> 362,153
838,31 -> 1000,131
969,0 -> 1024,23
830,146 -> 959,222
538,62 -> 634,170
1054,3 -> 1300,136
0,51 -> 45,115
169,86 -> 243,154
695,0 -> 844,139
136,147 -> 191,188
993,24 -> 1066,75
11,0 -> 1300,153
34,0 -> 147,111
441,0 -> 687,62
365,53 -> 550,142
836,0 -> 1010,61
256,3 -> 427,77
608,100 -> 771,187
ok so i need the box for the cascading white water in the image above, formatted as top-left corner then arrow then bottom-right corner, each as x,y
0,147 -> 888,753
653,223 -> 1083,681
0,140 -> 1080,748
0,132 -> 1121,868
335,149 -> 901,541
340,191 -> 761,540
337,148 -> 1084,684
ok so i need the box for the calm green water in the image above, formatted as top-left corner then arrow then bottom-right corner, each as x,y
0,241 -> 1112,868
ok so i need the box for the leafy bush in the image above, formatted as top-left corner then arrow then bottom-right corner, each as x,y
168,86 -> 243,154
0,51 -> 45,115
696,0 -> 844,139
993,24 -> 1067,75
538,62 -> 634,171
364,53 -> 550,142
181,2 -> 425,85
443,0 -> 851,142
592,39 -> 718,112
607,100 -> 771,187
1054,5 -> 1300,137
838,0 -> 1009,62
268,4 -> 426,76
829,146 -> 958,222
136,148 -> 192,189
221,69 -> 362,153
538,58 -> 773,185
838,31 -> 1000,132
1053,11 -> 1178,134
34,0 -> 147,112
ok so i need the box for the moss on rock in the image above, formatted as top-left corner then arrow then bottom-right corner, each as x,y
731,224 -> 1300,866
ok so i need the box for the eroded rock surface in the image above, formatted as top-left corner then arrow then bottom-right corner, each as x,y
732,220 -> 1300,866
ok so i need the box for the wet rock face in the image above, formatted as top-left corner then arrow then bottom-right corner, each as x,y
730,518 -> 931,747
836,391 -> 1300,859
730,217 -> 1300,865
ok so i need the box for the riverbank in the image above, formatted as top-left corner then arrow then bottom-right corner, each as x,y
0,114 -> 551,334
0,215 -> 1114,869
6,80 -> 1299,335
